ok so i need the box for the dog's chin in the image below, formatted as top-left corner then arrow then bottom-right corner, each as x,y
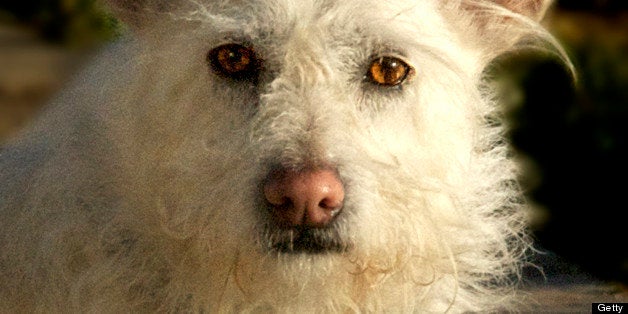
261,225 -> 350,254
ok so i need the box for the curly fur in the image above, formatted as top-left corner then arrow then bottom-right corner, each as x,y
0,0 -> 567,312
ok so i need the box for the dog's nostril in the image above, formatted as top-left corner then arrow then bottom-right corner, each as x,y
319,197 -> 338,210
263,167 -> 345,228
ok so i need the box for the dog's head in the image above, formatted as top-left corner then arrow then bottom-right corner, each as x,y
100,0 -> 557,310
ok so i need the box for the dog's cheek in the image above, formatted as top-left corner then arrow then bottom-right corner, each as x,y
366,86 -> 474,177
100,38 -> 261,237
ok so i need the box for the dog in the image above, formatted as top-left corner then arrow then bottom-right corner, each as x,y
0,0 -> 565,312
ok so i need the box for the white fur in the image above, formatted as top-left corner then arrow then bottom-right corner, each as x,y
0,0 -> 564,312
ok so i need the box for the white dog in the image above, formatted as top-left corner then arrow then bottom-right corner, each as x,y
0,0 -> 565,312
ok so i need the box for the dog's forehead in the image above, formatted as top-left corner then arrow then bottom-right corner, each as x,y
198,0 -> 445,43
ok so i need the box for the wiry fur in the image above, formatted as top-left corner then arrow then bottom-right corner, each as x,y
0,0 -> 565,312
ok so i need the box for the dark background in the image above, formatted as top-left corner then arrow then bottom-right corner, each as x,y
504,1 -> 627,284
0,0 -> 626,284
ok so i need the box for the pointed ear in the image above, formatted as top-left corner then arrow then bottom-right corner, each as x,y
491,0 -> 552,21
103,0 -> 175,29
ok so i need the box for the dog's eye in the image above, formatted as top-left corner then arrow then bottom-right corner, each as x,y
367,56 -> 413,87
208,44 -> 260,80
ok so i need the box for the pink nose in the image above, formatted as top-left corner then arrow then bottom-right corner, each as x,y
263,167 -> 345,228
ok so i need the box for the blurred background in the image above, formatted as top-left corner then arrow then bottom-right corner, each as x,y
502,0 -> 628,287
0,0 -> 626,288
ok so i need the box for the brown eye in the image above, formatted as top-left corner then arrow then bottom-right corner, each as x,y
367,56 -> 413,87
208,44 -> 260,80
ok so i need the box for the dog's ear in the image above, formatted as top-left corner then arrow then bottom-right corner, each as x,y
490,0 -> 552,21
459,0 -> 568,62
462,0 -> 552,23
103,0 -> 176,30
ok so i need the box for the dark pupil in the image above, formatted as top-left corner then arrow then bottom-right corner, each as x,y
382,59 -> 400,81
378,57 -> 406,84
218,47 -> 251,73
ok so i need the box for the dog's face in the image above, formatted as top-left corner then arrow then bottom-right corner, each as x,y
99,0 -> 550,309
110,0 -> 477,243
